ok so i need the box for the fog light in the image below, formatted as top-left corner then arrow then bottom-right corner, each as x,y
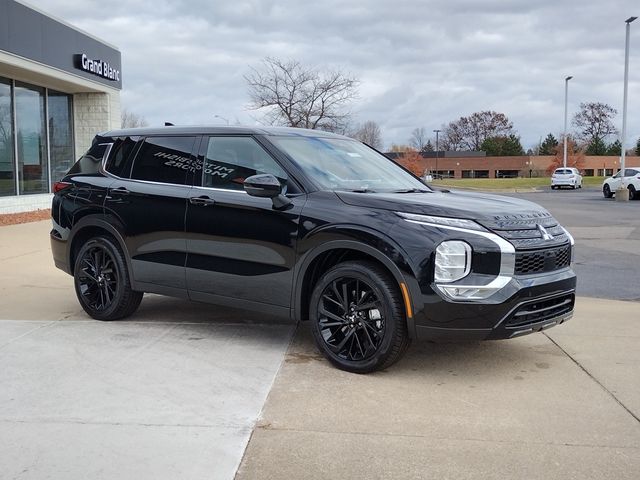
434,241 -> 471,283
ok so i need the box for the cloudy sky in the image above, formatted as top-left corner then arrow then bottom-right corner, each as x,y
36,0 -> 640,150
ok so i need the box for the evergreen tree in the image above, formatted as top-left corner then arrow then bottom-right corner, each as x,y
503,134 -> 525,156
586,137 -> 607,155
606,140 -> 622,156
481,134 -> 524,156
423,139 -> 434,152
481,137 -> 501,156
539,133 -> 558,155
636,137 -> 640,156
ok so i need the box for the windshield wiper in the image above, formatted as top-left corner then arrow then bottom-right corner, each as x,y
391,188 -> 430,193
349,188 -> 376,193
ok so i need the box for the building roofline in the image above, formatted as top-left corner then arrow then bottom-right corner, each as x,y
14,0 -> 120,51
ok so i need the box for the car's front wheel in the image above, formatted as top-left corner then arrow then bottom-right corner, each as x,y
603,184 -> 613,198
74,235 -> 143,321
309,261 -> 410,373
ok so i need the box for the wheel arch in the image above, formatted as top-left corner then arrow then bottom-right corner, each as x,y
294,237 -> 419,337
68,215 -> 134,284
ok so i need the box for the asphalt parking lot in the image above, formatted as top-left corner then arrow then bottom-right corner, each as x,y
0,188 -> 638,480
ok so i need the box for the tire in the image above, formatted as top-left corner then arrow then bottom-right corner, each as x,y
629,185 -> 637,200
73,235 -> 143,321
603,184 -> 613,198
551,185 -> 556,190
309,261 -> 410,373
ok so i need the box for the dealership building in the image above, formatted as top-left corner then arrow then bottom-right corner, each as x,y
0,0 -> 121,213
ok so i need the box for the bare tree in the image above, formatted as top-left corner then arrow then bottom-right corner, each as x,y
245,57 -> 359,132
441,121 -> 465,151
409,127 -> 428,151
443,111 -> 514,151
351,120 -> 383,149
572,102 -> 618,150
121,108 -> 149,128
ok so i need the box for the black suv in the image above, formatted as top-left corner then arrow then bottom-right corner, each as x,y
51,126 -> 576,373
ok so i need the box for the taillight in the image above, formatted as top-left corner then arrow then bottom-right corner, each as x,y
53,181 -> 72,193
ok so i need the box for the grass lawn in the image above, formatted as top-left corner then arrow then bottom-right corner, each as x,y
431,176 -> 606,190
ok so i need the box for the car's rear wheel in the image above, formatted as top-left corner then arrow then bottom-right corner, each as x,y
74,236 -> 143,320
309,261 -> 410,373
629,185 -> 637,200
603,184 -> 613,198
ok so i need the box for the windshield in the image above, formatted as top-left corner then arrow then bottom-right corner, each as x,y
269,136 -> 430,192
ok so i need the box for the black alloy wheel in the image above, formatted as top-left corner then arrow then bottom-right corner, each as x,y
603,184 -> 613,198
310,261 -> 410,373
74,236 -> 143,320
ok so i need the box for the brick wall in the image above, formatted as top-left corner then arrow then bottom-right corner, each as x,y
395,154 -> 637,178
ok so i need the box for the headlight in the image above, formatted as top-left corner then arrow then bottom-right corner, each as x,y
434,240 -> 471,283
396,212 -> 486,232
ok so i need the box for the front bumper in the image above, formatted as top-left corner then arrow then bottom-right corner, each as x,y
413,268 -> 576,341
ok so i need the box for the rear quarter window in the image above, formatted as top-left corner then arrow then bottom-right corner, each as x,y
105,137 -> 140,178
67,142 -> 110,175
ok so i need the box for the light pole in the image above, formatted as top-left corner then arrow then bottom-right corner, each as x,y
214,114 -> 229,125
433,129 -> 441,178
618,16 -> 637,201
563,75 -> 572,168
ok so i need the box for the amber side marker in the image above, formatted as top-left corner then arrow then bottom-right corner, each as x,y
399,282 -> 413,318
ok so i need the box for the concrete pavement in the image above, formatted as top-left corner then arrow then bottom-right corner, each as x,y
0,221 -> 295,480
0,220 -> 638,479
237,299 -> 640,479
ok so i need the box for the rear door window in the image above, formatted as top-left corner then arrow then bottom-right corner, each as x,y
130,136 -> 198,185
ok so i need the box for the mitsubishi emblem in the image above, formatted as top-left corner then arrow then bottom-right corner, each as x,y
537,224 -> 554,241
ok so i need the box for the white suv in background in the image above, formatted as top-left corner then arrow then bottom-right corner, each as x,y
551,168 -> 583,189
602,167 -> 640,200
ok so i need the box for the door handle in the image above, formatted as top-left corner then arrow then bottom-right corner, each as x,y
189,195 -> 216,206
110,187 -> 130,196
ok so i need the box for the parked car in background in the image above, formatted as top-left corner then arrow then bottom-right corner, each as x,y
602,167 -> 640,200
551,168 -> 583,190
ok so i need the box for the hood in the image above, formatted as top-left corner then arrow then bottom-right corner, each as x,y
335,189 -> 569,249
335,189 -> 549,222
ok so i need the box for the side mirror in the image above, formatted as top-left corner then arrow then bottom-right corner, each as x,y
244,174 -> 282,198
244,173 -> 292,210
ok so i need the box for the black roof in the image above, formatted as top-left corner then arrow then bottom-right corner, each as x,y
101,125 -> 352,139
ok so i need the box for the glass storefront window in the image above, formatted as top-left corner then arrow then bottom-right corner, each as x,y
0,78 -> 75,197
48,91 -> 74,186
15,82 -> 48,195
0,77 -> 15,196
